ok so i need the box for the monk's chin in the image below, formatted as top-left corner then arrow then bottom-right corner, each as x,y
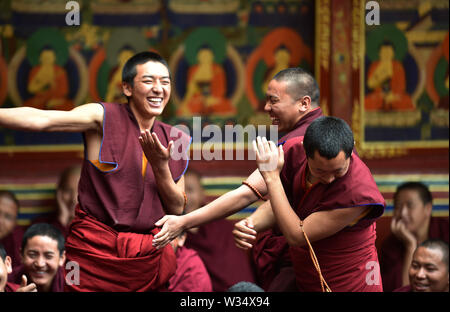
29,273 -> 51,286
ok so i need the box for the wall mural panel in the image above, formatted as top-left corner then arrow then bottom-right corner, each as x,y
0,0 -> 315,151
361,0 -> 449,153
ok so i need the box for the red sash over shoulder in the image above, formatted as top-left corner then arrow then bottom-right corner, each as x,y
65,207 -> 176,292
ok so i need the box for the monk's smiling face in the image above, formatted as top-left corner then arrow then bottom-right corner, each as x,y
123,61 -> 171,122
409,246 -> 449,292
21,235 -> 65,292
264,79 -> 303,133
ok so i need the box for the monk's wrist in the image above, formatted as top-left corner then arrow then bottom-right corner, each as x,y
263,175 -> 281,187
150,162 -> 171,177
181,214 -> 194,231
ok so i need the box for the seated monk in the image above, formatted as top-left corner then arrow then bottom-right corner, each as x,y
9,223 -> 65,292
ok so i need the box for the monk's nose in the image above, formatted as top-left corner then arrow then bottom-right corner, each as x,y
152,81 -> 163,93
34,257 -> 46,269
416,267 -> 427,279
400,205 -> 409,219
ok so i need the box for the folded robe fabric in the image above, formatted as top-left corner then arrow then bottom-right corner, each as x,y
65,208 -> 176,292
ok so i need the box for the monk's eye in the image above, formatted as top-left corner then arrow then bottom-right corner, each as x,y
26,252 -> 38,259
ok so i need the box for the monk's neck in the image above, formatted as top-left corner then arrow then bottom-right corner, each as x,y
294,107 -> 316,125
128,102 -> 156,131
37,281 -> 52,293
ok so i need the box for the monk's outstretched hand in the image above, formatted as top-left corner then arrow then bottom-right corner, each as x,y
152,215 -> 185,249
139,130 -> 173,168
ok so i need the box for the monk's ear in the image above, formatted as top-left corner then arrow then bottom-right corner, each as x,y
177,233 -> 187,248
122,82 -> 133,97
298,96 -> 311,112
59,250 -> 66,267
4,255 -> 12,274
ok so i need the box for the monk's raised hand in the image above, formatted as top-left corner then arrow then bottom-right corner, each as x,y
390,217 -> 416,249
232,218 -> 257,250
139,130 -> 173,167
253,136 -> 284,178
153,215 -> 184,249
16,274 -> 37,292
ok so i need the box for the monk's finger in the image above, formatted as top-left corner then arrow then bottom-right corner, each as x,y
167,140 -> 174,157
257,136 -> 265,156
233,229 -> 257,243
151,132 -> 166,152
278,144 -> 284,158
141,130 -> 150,144
138,136 -> 146,150
17,283 -> 37,292
268,140 -> 277,153
153,234 -> 170,249
252,140 -> 261,162
234,238 -> 253,250
262,137 -> 271,153
154,215 -> 170,228
234,221 -> 256,236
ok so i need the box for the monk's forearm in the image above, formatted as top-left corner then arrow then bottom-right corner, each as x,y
0,107 -> 48,131
152,165 -> 184,215
183,185 -> 259,229
402,245 -> 416,287
248,201 -> 276,233
265,177 -> 305,247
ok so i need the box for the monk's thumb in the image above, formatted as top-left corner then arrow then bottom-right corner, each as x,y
246,218 -> 254,229
21,275 -> 27,287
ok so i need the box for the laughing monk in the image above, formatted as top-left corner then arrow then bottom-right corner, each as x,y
0,51 -> 191,291
151,68 -> 322,291
251,116 -> 385,291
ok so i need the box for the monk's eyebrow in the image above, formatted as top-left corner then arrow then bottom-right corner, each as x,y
141,75 -> 170,80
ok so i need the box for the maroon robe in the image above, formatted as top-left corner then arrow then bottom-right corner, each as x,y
393,285 -> 412,292
77,102 -> 190,233
65,207 -> 176,292
278,107 -> 323,142
185,219 -> 256,292
0,226 -> 24,269
168,246 -> 212,292
4,282 -> 20,292
65,102 -> 190,291
280,137 -> 385,292
9,264 -> 65,292
251,107 -> 323,291
380,217 -> 449,292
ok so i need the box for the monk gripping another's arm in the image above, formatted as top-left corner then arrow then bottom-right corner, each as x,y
152,165 -> 269,248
